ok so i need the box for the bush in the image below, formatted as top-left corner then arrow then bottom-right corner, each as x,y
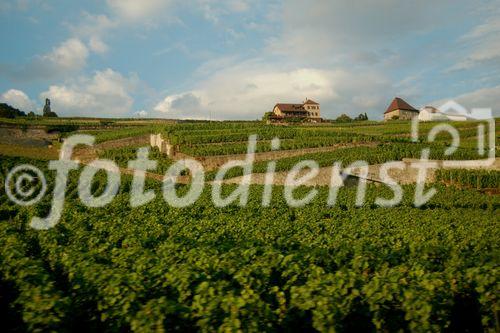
45,124 -> 80,134
336,114 -> 353,122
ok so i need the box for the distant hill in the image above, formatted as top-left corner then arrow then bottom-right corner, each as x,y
0,103 -> 27,118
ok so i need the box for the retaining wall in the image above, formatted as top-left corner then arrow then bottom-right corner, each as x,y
150,133 -> 175,157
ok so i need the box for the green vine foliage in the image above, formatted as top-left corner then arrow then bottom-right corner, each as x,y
0,156 -> 498,332
98,147 -> 173,175
436,169 -> 499,189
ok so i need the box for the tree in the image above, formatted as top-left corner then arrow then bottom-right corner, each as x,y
335,114 -> 352,122
284,117 -> 304,123
354,113 -> 369,121
0,103 -> 26,118
262,111 -> 273,122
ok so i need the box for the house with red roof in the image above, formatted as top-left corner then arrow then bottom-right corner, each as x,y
384,97 -> 419,120
270,99 -> 321,122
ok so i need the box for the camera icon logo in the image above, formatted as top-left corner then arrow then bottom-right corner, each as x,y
437,100 -> 492,120
412,100 -> 495,168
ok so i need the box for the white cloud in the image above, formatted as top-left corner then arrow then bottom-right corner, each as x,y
134,110 -> 148,117
154,92 -> 204,118
41,38 -> 89,71
453,40 -> 500,70
106,0 -> 172,21
155,60 -> 391,119
89,36 -> 109,54
351,95 -> 383,109
0,38 -> 89,80
270,0 -> 462,62
196,0 -> 251,24
40,69 -> 137,117
68,13 -> 116,55
11,0 -> 252,81
462,16 -> 500,40
67,2 -> 175,56
69,12 -> 117,38
0,89 -> 36,111
0,0 -> 48,12
448,85 -> 500,114
228,0 -> 249,12
429,85 -> 500,117
451,11 -> 500,70
465,40 -> 500,66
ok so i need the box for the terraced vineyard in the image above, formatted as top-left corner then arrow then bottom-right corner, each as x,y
436,169 -> 500,189
1,156 -> 499,332
0,119 -> 498,332
99,146 -> 173,175
194,139 -> 489,181
159,121 -> 499,158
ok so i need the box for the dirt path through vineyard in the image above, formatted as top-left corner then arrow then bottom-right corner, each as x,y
71,137 -> 499,187
219,158 -> 500,186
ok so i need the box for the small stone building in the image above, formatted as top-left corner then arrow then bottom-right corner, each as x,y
384,97 -> 419,120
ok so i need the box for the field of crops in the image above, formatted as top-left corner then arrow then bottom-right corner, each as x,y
159,120 -> 499,158
0,155 -> 499,332
81,126 -> 166,144
436,169 -> 500,189
204,142 -> 489,180
0,116 -> 175,128
0,118 -> 499,332
98,146 -> 173,175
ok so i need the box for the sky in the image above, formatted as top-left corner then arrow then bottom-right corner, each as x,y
1,0 -> 499,120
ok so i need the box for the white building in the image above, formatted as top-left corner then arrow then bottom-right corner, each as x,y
417,106 -> 448,121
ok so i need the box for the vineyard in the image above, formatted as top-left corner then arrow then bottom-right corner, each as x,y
0,155 -> 499,332
0,118 -> 499,332
3,1 -> 500,331
157,121 -> 499,158
436,169 -> 500,189
203,142 -> 490,180
81,126 -> 165,144
98,146 -> 173,175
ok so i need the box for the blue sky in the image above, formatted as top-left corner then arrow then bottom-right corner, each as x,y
1,0 -> 499,119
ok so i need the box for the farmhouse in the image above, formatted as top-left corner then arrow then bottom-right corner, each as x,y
384,97 -> 419,120
270,99 -> 321,122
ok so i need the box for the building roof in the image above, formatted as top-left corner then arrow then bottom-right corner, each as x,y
303,99 -> 319,105
422,106 -> 439,113
384,97 -> 418,114
274,103 -> 307,113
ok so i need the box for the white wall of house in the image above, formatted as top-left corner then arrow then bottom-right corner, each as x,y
303,103 -> 321,118
272,102 -> 321,119
418,110 -> 448,121
273,106 -> 283,116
